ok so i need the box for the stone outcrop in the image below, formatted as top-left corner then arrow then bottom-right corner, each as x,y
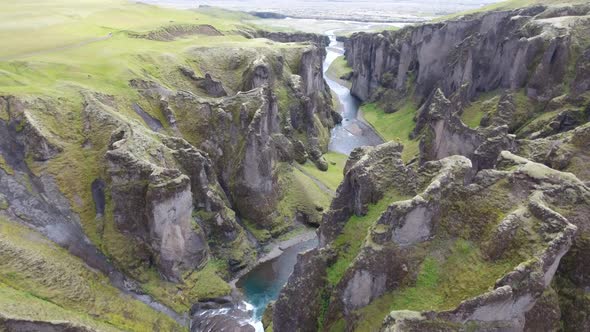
318,142 -> 415,245
414,88 -> 515,170
345,5 -> 590,104
82,90 -> 255,280
0,10 -> 340,332
0,96 -> 63,162
179,67 -> 228,97
106,129 -> 209,282
157,43 -> 334,229
380,152 -> 582,331
0,96 -> 117,280
273,248 -> 335,332
0,95 -> 188,326
242,29 -> 330,48
517,122 -> 590,182
274,138 -> 588,330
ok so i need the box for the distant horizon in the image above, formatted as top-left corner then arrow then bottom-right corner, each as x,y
140,0 -> 506,22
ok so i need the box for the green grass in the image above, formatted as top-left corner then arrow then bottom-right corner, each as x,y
244,218 -> 273,243
0,217 -> 183,331
361,102 -> 419,162
353,239 -> 520,332
0,282 -> 121,332
300,152 -> 348,192
461,90 -> 501,128
435,0 -> 590,21
142,260 -> 231,313
0,0 -> 295,98
326,56 -> 352,88
460,89 -> 537,133
0,0 -> 319,314
0,0 -> 254,60
276,164 -> 333,227
327,192 -> 410,286
0,155 -> 14,175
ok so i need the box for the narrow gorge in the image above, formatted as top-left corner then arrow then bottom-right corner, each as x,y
1,1 -> 590,332
270,3 -> 590,332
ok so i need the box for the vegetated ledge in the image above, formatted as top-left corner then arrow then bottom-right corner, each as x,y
0,216 -> 184,331
272,139 -> 587,331
128,24 -> 224,41
381,155 -> 580,331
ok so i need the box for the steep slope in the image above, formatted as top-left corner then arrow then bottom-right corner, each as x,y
344,3 -> 590,164
0,0 -> 338,329
271,3 -> 590,332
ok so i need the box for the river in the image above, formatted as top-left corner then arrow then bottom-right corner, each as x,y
324,31 -> 384,154
232,29 -> 385,331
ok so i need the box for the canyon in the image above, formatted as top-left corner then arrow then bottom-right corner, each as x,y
1,0 -> 590,332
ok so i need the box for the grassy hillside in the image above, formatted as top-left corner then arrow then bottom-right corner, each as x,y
326,56 -> 352,89
0,0 -> 335,324
0,0 -> 261,98
360,103 -> 420,163
438,0 -> 589,20
0,217 -> 183,331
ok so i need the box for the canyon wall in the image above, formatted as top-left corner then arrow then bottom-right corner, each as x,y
273,4 -> 590,331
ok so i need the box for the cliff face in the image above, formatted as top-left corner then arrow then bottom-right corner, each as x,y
274,142 -> 586,331
273,4 -> 590,332
0,24 -> 335,328
345,5 -> 589,104
243,29 -> 330,49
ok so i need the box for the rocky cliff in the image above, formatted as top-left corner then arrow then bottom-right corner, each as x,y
0,5 -> 336,327
273,3 -> 590,332
345,4 -> 590,103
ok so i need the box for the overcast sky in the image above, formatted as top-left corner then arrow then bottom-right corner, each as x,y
142,0 -> 504,20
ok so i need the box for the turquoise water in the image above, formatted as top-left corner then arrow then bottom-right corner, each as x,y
236,237 -> 318,320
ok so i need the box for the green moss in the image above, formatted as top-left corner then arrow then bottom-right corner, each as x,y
99,190 -> 232,313
0,282 -> 121,332
0,0 -> 335,321
353,239 -> 519,332
314,114 -> 331,151
329,318 -> 346,332
276,164 -> 332,227
0,105 -> 8,121
142,259 -> 231,313
327,192 -> 410,286
0,195 -> 8,210
0,155 -> 14,175
554,275 -> 590,331
300,152 -> 347,192
244,218 -> 273,243
361,102 -> 419,162
345,180 -> 524,331
326,56 -> 352,89
276,84 -> 292,116
0,217 -> 184,331
506,90 -> 537,132
461,90 -> 501,128
438,179 -> 513,241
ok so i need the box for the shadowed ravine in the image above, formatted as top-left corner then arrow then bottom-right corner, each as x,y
324,30 -> 384,154
234,29 -> 384,330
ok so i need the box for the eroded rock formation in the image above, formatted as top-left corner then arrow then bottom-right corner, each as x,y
273,4 -> 590,331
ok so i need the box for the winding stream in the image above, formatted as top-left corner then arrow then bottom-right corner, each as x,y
232,30 -> 385,331
324,31 -> 384,154
236,237 -> 318,320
